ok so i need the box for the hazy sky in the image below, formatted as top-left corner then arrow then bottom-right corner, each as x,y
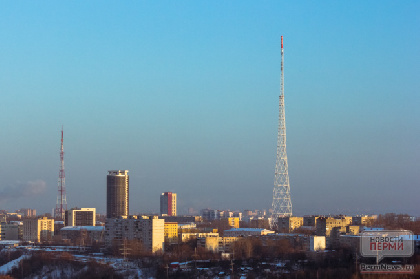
0,1 -> 419,216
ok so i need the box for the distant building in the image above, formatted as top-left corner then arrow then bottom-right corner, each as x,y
0,222 -> 23,240
338,235 -> 360,252
278,217 -> 303,232
16,208 -> 36,217
310,236 -> 326,251
227,217 -> 240,228
65,208 -> 96,227
263,233 -> 326,252
23,217 -> 54,242
197,236 -> 239,253
316,216 -> 352,237
352,215 -> 376,226
224,228 -> 275,237
160,192 -> 177,216
179,232 -> 219,242
178,222 -> 197,231
160,215 -> 202,223
61,226 -> 104,244
164,222 -> 178,244
107,170 -> 129,218
201,209 -> 226,221
54,221 -> 65,236
6,213 -> 22,220
303,216 -> 321,227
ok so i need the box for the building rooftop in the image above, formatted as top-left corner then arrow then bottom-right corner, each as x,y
224,228 -> 273,232
61,226 -> 104,231
108,170 -> 129,175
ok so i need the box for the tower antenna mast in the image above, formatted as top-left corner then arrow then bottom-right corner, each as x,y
55,126 -> 67,220
272,36 -> 293,223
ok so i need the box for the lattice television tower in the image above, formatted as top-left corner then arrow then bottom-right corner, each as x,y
55,127 -> 67,220
272,36 -> 292,220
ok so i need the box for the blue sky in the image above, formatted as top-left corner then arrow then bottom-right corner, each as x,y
0,1 -> 419,216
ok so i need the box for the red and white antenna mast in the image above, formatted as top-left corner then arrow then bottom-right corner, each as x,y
55,126 -> 67,220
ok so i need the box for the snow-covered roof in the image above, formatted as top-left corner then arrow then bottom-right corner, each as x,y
0,240 -> 21,245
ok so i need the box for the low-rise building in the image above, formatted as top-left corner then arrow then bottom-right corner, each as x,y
263,233 -> 326,252
61,226 -> 104,244
224,228 -> 275,237
180,232 -> 219,242
352,215 -> 376,226
197,236 -> 239,253
178,223 -> 197,231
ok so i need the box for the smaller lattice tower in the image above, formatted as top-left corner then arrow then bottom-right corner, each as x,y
272,36 -> 293,222
55,127 -> 67,220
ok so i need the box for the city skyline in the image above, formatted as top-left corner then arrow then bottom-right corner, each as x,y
0,1 -> 419,216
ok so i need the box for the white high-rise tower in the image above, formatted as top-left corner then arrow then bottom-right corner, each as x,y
272,36 -> 293,221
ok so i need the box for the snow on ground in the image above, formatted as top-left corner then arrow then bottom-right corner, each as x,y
0,255 -> 30,275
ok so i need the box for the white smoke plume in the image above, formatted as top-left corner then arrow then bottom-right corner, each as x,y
0,180 -> 47,202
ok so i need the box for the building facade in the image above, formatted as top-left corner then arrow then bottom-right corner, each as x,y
160,215 -> 202,223
107,170 -> 129,218
160,192 -> 177,216
164,222 -> 178,244
65,208 -> 96,227
227,217 -> 240,228
197,236 -> 239,253
0,222 -> 23,240
105,215 -> 165,253
278,216 -> 304,233
224,228 -> 275,237
180,232 -> 219,242
316,216 -> 353,237
23,217 -> 54,242
60,226 -> 104,244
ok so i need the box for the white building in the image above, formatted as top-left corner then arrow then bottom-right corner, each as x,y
310,236 -> 326,251
65,208 -> 96,227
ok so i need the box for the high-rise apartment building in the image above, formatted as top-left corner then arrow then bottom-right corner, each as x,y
105,215 -> 165,253
16,208 -> 36,217
65,208 -> 96,226
23,217 -> 54,242
107,170 -> 129,218
164,222 -> 178,244
160,192 -> 177,216
0,222 -> 23,240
